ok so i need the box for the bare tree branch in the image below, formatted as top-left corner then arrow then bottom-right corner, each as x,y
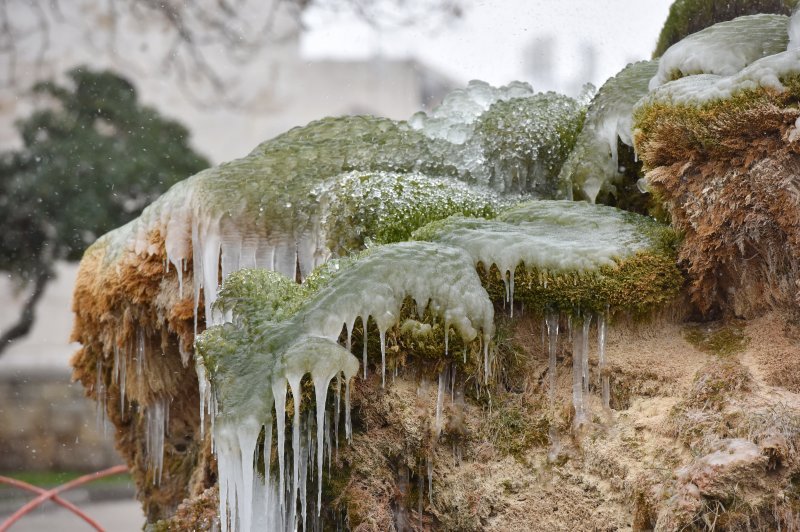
0,0 -> 466,103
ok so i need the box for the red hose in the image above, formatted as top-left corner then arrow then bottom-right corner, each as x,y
0,465 -> 129,532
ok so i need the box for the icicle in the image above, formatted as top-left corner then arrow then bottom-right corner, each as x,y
362,317 -> 369,380
435,369 -> 446,437
379,325 -> 387,387
582,314 -> 592,396
177,258 -> 184,299
264,417 -> 273,489
346,318 -> 354,352
427,454 -> 433,505
325,410 -> 332,477
572,316 -> 587,427
345,378 -> 352,443
301,415 -> 309,532
272,379 -> 287,513
196,359 -> 213,439
598,312 -> 610,410
444,324 -> 449,357
418,466 -> 424,525
119,344 -> 127,416
312,369 -> 336,516
95,358 -> 106,431
136,328 -> 146,378
509,269 -> 515,318
202,222 -> 222,326
216,426 -> 233,532
191,217 -> 202,338
236,417 -> 260,532
462,347 -> 467,364
288,374 -> 303,521
112,342 -> 119,384
334,374 -> 341,452
483,334 -> 490,384
145,396 -> 169,485
546,311 -> 559,406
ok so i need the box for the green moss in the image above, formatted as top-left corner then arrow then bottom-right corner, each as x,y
213,269 -> 305,329
652,0 -> 796,58
684,321 -> 750,357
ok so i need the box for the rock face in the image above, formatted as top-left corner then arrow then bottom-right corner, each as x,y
70,10 -> 800,532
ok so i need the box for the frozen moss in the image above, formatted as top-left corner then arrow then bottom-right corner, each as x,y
409,79 -> 536,145
196,241 -> 496,530
315,171 -> 508,255
414,200 -> 681,315
473,92 -> 586,197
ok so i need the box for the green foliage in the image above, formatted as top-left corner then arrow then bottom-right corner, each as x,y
0,66 -> 209,281
653,0 -> 796,58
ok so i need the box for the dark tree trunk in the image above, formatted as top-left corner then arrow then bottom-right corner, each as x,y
0,269 -> 51,356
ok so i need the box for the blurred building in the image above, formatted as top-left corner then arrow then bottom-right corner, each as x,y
0,2 -> 454,163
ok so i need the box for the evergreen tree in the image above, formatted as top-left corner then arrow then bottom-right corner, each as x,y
0,66 -> 209,354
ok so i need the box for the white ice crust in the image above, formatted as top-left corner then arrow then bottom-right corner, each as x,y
650,14 -> 789,90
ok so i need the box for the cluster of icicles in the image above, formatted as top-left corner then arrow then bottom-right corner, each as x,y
543,311 -> 611,426
93,326 -> 171,486
197,241 -> 495,532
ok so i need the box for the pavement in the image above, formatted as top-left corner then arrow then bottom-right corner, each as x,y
0,497 -> 145,531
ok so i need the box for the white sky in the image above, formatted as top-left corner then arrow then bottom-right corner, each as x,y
302,0 -> 674,94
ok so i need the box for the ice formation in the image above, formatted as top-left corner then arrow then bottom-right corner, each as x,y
196,241 -> 495,530
313,171 -> 508,255
88,86 -> 583,343
649,14 -> 789,90
558,61 -> 658,202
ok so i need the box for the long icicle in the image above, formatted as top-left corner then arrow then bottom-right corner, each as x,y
598,312 -> 610,410
572,314 -> 586,427
287,374 -> 303,527
582,314 -> 592,397
545,311 -> 559,406
362,316 -> 368,380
